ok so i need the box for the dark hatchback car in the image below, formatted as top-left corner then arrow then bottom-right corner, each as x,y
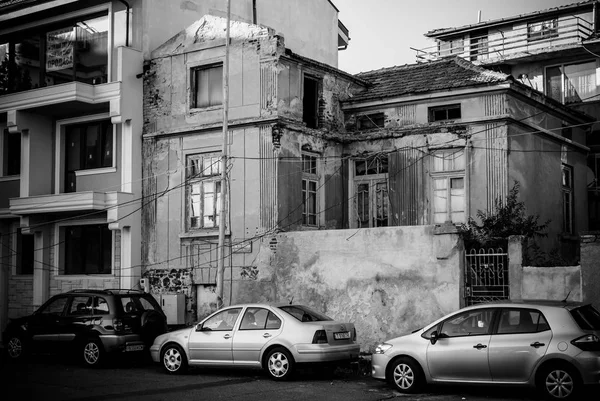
2,289 -> 167,367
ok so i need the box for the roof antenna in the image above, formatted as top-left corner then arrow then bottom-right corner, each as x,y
562,290 -> 572,303
289,297 -> 294,305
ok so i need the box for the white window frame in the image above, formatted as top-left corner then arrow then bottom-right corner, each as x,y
544,59 -> 599,104
53,219 -> 114,278
185,152 -> 224,233
430,148 -> 466,224
54,113 -> 116,194
301,150 -> 320,227
350,154 -> 389,228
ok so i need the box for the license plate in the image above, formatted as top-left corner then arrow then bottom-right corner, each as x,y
334,331 -> 351,340
126,344 -> 144,352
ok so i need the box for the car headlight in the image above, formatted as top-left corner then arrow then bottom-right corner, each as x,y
374,343 -> 393,354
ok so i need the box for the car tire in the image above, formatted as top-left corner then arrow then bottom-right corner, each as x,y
81,338 -> 105,367
265,347 -> 294,381
387,357 -> 424,394
537,363 -> 581,401
161,343 -> 188,375
6,335 -> 27,362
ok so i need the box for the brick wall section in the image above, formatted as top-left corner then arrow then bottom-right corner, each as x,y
581,233 -> 600,310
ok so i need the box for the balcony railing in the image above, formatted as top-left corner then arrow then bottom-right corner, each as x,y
414,16 -> 594,64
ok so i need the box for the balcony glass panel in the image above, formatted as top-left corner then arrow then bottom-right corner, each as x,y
0,13 -> 108,95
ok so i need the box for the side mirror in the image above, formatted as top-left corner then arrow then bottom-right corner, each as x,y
430,330 -> 438,345
195,323 -> 203,332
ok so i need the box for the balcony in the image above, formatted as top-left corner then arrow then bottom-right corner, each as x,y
414,16 -> 595,65
9,191 -> 134,215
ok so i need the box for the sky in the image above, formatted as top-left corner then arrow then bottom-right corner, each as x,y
334,0 -> 581,74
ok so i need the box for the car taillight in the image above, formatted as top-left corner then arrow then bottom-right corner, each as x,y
352,327 -> 357,341
571,334 -> 600,351
113,318 -> 124,333
312,330 -> 328,344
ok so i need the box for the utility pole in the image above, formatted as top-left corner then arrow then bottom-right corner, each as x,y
216,0 -> 231,308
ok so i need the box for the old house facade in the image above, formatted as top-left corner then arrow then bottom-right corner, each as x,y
414,0 -> 600,231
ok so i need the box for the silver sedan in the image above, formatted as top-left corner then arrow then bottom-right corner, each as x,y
150,303 -> 360,380
371,300 -> 600,401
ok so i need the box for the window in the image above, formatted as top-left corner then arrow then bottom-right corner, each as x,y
353,154 -> 389,228
546,61 -> 599,104
439,308 -> 495,337
431,149 -> 466,224
527,19 -> 558,41
438,38 -> 464,58
429,104 -> 461,122
64,224 -> 112,275
191,63 -> 223,108
240,307 -> 281,330
2,129 -> 20,176
562,164 -> 573,234
470,30 -> 488,61
187,153 -> 222,230
202,308 -> 241,331
16,229 -> 34,275
39,296 -> 68,315
302,151 -> 319,226
0,13 -> 109,95
497,309 -> 550,334
303,75 -> 320,128
65,120 -> 113,192
357,113 -> 385,130
68,296 -> 92,315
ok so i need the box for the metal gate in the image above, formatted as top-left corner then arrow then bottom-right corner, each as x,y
464,248 -> 509,305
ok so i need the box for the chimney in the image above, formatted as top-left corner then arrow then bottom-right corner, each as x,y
478,10 -> 482,23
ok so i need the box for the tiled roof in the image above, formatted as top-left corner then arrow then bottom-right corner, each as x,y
349,57 -> 511,103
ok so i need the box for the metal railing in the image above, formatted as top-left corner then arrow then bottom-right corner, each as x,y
414,15 -> 594,64
465,247 -> 509,306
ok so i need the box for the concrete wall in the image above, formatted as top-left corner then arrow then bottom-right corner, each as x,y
230,226 -> 464,351
581,233 -> 600,310
521,266 -> 582,301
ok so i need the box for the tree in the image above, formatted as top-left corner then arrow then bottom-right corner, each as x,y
458,181 -> 550,249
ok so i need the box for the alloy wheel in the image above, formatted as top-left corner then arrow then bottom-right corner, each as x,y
545,369 -> 574,399
164,347 -> 182,372
83,341 -> 100,365
268,351 -> 289,378
393,363 -> 415,390
7,337 -> 22,359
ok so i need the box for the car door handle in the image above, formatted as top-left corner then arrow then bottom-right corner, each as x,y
223,334 -> 231,339
263,333 -> 272,338
530,342 -> 545,348
473,343 -> 487,350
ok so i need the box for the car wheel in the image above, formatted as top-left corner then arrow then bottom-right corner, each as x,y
537,363 -> 580,400
81,338 -> 104,367
6,335 -> 26,361
265,347 -> 294,380
161,344 -> 188,374
388,357 -> 424,393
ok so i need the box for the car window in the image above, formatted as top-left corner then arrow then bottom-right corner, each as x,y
203,308 -> 242,331
497,309 -> 549,334
440,308 -> 495,337
570,305 -> 600,330
278,305 -> 333,322
67,296 -> 92,315
119,296 -> 158,313
93,297 -> 110,314
266,312 -> 282,330
240,308 -> 268,330
38,296 -> 69,316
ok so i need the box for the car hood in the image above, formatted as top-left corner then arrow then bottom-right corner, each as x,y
4,315 -> 30,331
154,326 -> 194,344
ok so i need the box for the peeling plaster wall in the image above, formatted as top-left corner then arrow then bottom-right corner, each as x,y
230,226 -> 463,351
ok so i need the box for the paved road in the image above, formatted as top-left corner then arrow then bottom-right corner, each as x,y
0,353 -> 580,401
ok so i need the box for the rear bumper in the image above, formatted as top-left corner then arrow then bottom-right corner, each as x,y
100,334 -> 145,353
574,352 -> 600,385
293,343 -> 361,364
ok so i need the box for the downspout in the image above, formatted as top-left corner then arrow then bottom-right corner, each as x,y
252,0 -> 257,24
118,0 -> 130,47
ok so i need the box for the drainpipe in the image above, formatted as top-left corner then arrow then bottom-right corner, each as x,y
253,0 -> 257,24
118,0 -> 130,47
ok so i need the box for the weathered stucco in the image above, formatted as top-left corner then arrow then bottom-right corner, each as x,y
521,266 -> 582,301
229,226 -> 463,351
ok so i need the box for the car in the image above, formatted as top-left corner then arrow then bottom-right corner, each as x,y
150,303 -> 360,380
2,289 -> 168,367
371,300 -> 600,400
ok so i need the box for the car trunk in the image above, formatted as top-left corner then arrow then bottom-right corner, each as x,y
310,321 -> 356,345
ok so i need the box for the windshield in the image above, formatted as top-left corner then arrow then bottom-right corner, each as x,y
570,305 -> 600,330
277,305 -> 333,322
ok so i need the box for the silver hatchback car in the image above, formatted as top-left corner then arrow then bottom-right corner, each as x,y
150,303 -> 360,380
372,300 -> 600,400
